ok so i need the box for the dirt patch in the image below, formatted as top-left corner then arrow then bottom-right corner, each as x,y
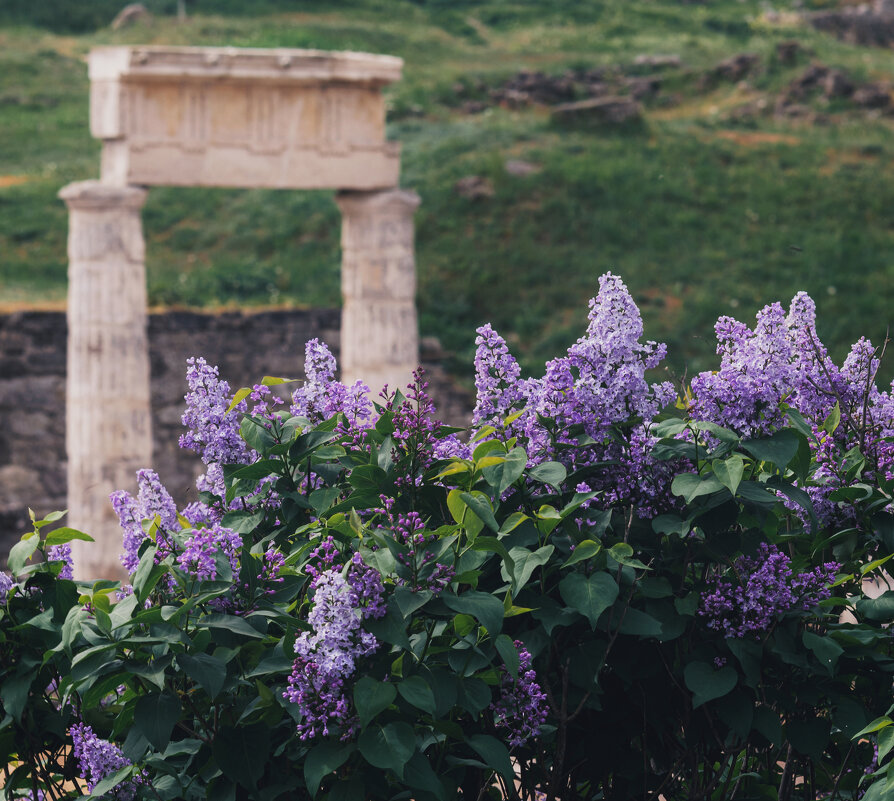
818,146 -> 882,175
713,130 -> 801,146
0,175 -> 30,188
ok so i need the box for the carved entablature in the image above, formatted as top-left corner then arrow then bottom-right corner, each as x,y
89,46 -> 403,189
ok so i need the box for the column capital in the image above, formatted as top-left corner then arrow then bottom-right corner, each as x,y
336,188 -> 420,215
59,180 -> 147,211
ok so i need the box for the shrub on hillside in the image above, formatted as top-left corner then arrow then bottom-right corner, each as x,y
2,274 -> 894,800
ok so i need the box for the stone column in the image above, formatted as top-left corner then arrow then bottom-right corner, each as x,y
336,189 -> 421,399
59,181 -> 151,580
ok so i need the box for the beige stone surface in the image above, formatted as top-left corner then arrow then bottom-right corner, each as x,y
89,46 -> 402,189
59,181 -> 151,580
337,189 -> 421,398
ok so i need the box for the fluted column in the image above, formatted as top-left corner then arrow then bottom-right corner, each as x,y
59,181 -> 151,580
336,189 -> 421,399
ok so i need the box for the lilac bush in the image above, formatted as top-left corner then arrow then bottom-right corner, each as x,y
3,273 -> 893,801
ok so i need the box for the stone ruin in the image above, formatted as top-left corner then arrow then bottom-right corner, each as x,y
59,46 -> 422,578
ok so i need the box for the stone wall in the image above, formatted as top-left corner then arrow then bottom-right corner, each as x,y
0,308 -> 471,561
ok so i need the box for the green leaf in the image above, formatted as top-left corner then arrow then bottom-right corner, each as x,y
133,547 -> 168,605
354,677 -> 396,728
498,512 -> 528,536
562,539 -> 601,567
459,492 -> 499,533
683,662 -> 737,708
467,734 -> 513,780
495,634 -> 519,679
528,461 -> 567,489
405,751 -> 447,801
802,631 -> 844,676
212,724 -> 270,790
857,591 -> 894,622
880,727 -> 894,763
442,590 -> 504,635
134,693 -> 181,750
559,572 -> 618,629
671,473 -> 725,503
176,653 -> 227,699
447,489 -> 483,539
608,542 -> 651,570
227,386 -> 252,413
358,722 -> 415,779
712,455 -> 745,497
481,447 -> 527,495
201,613 -> 265,638
505,545 -> 554,595
753,706 -> 783,747
304,741 -> 353,797
823,401 -> 841,435
43,526 -> 93,546
366,602 -> 411,649
85,765 -> 135,799
8,532 -> 39,576
0,674 -> 31,722
397,675 -> 437,715
853,716 -> 893,739
742,429 -> 802,470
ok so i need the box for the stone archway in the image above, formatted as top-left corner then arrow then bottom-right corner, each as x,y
59,46 -> 421,578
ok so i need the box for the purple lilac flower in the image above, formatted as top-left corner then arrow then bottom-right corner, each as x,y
491,640 -> 549,748
700,543 -> 839,639
390,369 -> 445,489
473,323 -> 526,427
290,339 -> 373,431
70,723 -> 138,800
112,470 -> 179,573
180,357 -> 252,467
48,544 -> 73,580
283,568 -> 380,739
378,496 -> 454,594
176,524 -> 242,582
255,549 -> 286,595
0,572 -> 13,603
471,275 -> 678,518
345,552 -> 387,619
111,490 -> 145,573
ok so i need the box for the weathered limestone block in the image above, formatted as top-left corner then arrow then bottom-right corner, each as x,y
336,189 -> 421,398
59,181 -> 151,580
89,46 -> 403,189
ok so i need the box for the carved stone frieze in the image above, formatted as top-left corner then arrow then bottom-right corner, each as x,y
89,46 -> 402,189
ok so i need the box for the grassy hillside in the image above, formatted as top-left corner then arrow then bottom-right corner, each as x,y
1,0 -> 893,385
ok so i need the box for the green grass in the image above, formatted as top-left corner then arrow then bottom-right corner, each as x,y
1,1 -> 893,385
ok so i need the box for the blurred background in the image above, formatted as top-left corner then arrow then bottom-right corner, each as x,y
0,0 -> 892,385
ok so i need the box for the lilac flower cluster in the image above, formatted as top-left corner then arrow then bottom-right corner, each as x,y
48,544 -> 73,580
70,723 -> 139,800
112,469 -> 179,573
472,274 -> 678,518
379,496 -> 454,594
283,562 -> 384,739
179,357 -> 253,505
491,640 -> 549,748
176,523 -> 242,582
0,572 -> 13,604
688,292 -> 894,525
290,339 -> 373,432
388,369 -> 468,486
700,543 -> 839,638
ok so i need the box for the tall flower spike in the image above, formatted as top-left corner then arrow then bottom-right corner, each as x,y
180,356 -> 251,467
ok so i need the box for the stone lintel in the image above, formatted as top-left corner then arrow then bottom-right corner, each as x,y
89,45 -> 403,87
88,46 -> 403,190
